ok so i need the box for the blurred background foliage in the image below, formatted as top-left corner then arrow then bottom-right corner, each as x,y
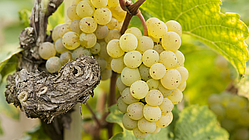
0,0 -> 248,139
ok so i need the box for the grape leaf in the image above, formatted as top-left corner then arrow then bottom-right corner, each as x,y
140,0 -> 249,77
174,105 -> 229,140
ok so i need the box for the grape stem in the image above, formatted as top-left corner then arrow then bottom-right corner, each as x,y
86,103 -> 102,128
136,10 -> 148,36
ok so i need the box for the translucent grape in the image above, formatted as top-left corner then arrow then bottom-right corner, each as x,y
95,56 -> 107,72
151,126 -> 161,134
225,102 -> 240,120
176,66 -> 189,83
98,41 -> 109,59
76,1 -> 95,18
79,17 -> 97,33
90,42 -> 101,54
79,32 -> 97,48
123,51 -> 142,68
238,112 -> 249,127
147,79 -> 159,90
104,29 -> 121,43
67,4 -> 80,21
130,80 -> 149,99
52,24 -> 62,42
136,36 -> 154,54
39,42 -> 56,60
121,87 -> 140,104
125,27 -> 142,40
142,49 -> 159,67
149,63 -> 166,80
108,0 -> 119,7
60,51 -> 72,65
138,118 -> 157,134
106,17 -> 118,29
156,112 -> 173,128
143,104 -> 161,122
91,0 -> 108,8
119,33 -> 138,52
105,56 -> 113,70
70,19 -> 81,35
122,113 -> 138,130
101,68 -> 112,80
62,31 -> 80,50
153,44 -> 164,54
111,56 -> 125,73
133,127 -> 148,139
127,102 -> 144,120
121,67 -> 141,86
177,81 -> 186,92
94,8 -> 112,25
106,39 -> 124,58
72,47 -> 92,60
145,89 -> 164,106
158,83 -> 173,97
147,18 -> 167,38
116,76 -> 127,92
210,104 -> 225,121
139,64 -> 151,81
221,118 -> 236,132
167,89 -> 183,104
109,4 -> 126,22
165,20 -> 182,36
159,98 -> 174,115
46,56 -> 62,73
175,50 -> 185,67
95,25 -> 109,39
161,69 -> 181,89
115,21 -> 123,31
162,31 -> 181,52
159,51 -> 177,69
57,24 -> 71,39
117,97 -> 128,113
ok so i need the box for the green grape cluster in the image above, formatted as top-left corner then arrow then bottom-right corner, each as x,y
111,18 -> 188,139
38,0 -> 126,79
208,92 -> 249,140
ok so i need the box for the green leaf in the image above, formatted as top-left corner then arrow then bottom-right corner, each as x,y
140,0 -> 249,77
19,9 -> 31,27
0,119 -> 3,135
174,105 -> 229,140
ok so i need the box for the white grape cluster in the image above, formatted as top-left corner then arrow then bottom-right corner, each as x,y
38,0 -> 126,80
110,17 -> 189,139
208,93 -> 249,140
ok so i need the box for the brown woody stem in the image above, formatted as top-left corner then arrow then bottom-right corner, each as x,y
136,10 -> 148,36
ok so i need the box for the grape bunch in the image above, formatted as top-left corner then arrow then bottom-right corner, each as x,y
38,0 -> 126,80
110,17 -> 188,139
208,92 -> 249,140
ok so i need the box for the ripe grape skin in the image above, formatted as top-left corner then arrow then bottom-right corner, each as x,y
143,104 -> 161,122
161,69 -> 181,89
147,79 -> 159,90
127,102 -> 144,120
91,0 -> 108,8
54,38 -> 66,54
94,56 -> 107,72
94,8 -> 112,25
52,24 -> 62,42
158,83 -> 173,97
143,49 -> 159,67
62,31 -> 81,50
107,0 -> 119,7
121,67 -> 141,86
60,51 -> 72,65
122,113 -> 138,130
98,41 -> 109,60
121,87 -> 140,104
116,76 -> 127,92
165,20 -> 182,36
130,80 -> 149,99
145,89 -> 164,106
139,64 -> 152,81
146,18 -> 167,38
220,118 -> 236,132
149,63 -> 166,80
167,89 -> 183,105
106,17 -> 118,29
104,29 -> 121,43
119,33 -> 138,52
133,127 -> 148,139
177,81 -> 186,92
153,44 -> 164,54
125,27 -> 142,40
175,50 -> 185,67
46,56 -> 62,73
76,1 -> 95,18
106,39 -> 124,58
58,23 -> 71,38
101,68 -> 112,80
138,117 -> 157,134
151,126 -> 161,134
79,32 -> 97,48
67,4 -> 80,21
109,4 -> 126,22
117,97 -> 128,113
111,56 -> 125,73
225,102 -> 240,120
72,47 -> 92,60
79,17 -> 97,33
39,42 -> 56,60
70,19 -> 82,35
176,66 -> 189,83
162,31 -> 181,52
95,25 -> 109,39
136,36 -> 154,54
159,98 -> 174,115
123,51 -> 142,68
156,112 -> 173,128
90,42 -> 101,54
159,51 -> 177,69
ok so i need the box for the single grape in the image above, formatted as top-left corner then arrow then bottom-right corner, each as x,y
90,42 -> 101,54
98,41 -> 109,60
95,25 -> 109,39
119,33 -> 138,52
138,117 -> 157,134
145,89 -> 164,106
117,97 -> 128,113
127,102 -> 144,120
176,66 -> 189,83
162,31 -> 181,52
105,56 -> 113,70
147,18 -> 167,38
62,31 -> 81,50
116,76 -> 127,92
177,81 -> 186,92
79,32 -> 97,48
101,68 -> 112,80
46,56 -> 62,73
121,87 -> 140,104
91,0 -> 108,8
159,98 -> 174,115
133,127 -> 148,139
109,4 -> 126,22
106,17 -> 118,29
142,49 -> 159,67
136,36 -> 154,54
111,56 -> 125,73
130,80 -> 149,99
208,94 -> 221,105
107,0 -> 119,7
143,104 -> 161,122
121,67 -> 141,86
147,79 -> 159,90
76,0 -> 95,18
106,39 -> 124,58
161,69 -> 181,89
167,89 -> 183,104
72,47 -> 92,60
79,17 -> 97,33
209,104 -> 225,121
125,27 -> 142,40
153,44 -> 164,54
67,4 -> 80,21
123,51 -> 142,68
139,64 -> 152,81
70,19 -> 81,35
158,83 -> 173,97
122,113 -> 138,130
52,24 -> 62,42
39,42 -> 56,60
95,56 -> 107,72
220,118 -> 235,132
60,51 -> 72,65
58,23 -> 71,38
94,8 -> 112,25
55,39 -> 68,54
115,21 -> 123,31
165,20 -> 182,36
159,51 -> 177,69
225,101 -> 241,120
149,63 -> 166,80
238,111 -> 249,127
151,126 -> 161,134
104,29 -> 121,43
175,50 -> 185,67
156,112 -> 173,128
